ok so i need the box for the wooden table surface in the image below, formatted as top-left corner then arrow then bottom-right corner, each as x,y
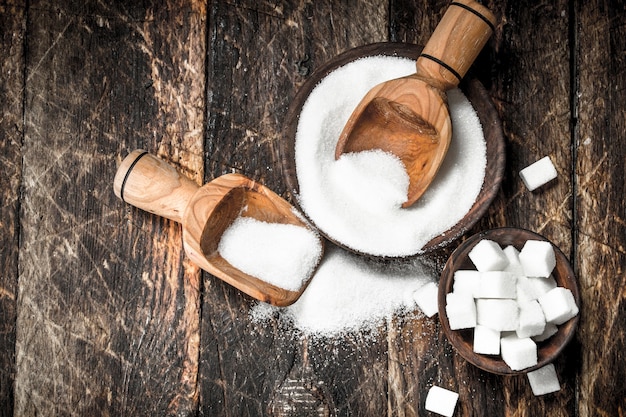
1,0 -> 625,415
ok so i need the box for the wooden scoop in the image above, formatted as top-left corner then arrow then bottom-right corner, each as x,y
113,150 -> 323,307
335,0 -> 496,208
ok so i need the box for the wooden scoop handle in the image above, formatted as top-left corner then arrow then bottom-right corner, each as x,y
113,149 -> 200,224
416,0 -> 496,90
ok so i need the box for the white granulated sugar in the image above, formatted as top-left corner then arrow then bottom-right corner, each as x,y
295,55 -> 487,256
332,150 -> 410,213
250,246 -> 435,337
218,216 -> 322,291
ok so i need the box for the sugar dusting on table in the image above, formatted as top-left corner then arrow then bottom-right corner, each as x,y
294,55 -> 487,257
218,216 -> 323,291
250,245 -> 436,338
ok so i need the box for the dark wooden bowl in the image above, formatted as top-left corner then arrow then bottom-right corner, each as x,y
280,43 -> 505,257
438,227 -> 580,375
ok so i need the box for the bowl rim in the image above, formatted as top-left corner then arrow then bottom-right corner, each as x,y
438,227 -> 580,375
279,42 -> 506,259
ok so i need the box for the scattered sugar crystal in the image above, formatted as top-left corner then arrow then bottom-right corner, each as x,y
519,156 -> 558,191
527,364 -> 561,396
452,270 -> 480,297
503,245 -> 524,276
500,334 -> 538,371
476,299 -> 519,331
412,282 -> 439,318
295,56 -> 487,257
538,287 -> 579,325
519,240 -> 556,278
261,246 -> 434,337
425,385 -> 459,417
532,322 -> 559,342
446,292 -> 477,330
516,300 -> 546,338
473,325 -> 501,355
476,271 -> 517,299
218,216 -> 323,291
468,239 -> 509,272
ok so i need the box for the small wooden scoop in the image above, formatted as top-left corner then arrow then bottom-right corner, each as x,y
113,150 -> 323,307
335,0 -> 496,208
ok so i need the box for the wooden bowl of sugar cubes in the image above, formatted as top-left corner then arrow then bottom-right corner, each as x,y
438,227 -> 580,375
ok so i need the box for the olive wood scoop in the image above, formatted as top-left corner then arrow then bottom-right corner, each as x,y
113,150 -> 323,307
334,0 -> 496,208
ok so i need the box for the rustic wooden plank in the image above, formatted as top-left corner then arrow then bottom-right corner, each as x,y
199,1 -> 390,415
15,0 -> 205,415
0,1 -> 25,415
576,0 -> 626,415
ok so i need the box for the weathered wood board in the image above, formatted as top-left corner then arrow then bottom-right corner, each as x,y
1,0 -> 625,416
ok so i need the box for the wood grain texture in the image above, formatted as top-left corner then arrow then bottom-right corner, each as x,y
2,0 -> 626,416
0,1 -> 25,415
14,0 -> 205,415
576,0 -> 626,415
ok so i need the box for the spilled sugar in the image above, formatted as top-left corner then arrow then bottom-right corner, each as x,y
218,216 -> 323,291
250,245 -> 436,338
295,55 -> 487,257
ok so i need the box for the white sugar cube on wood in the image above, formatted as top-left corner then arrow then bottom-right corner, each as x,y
500,334 -> 538,371
516,300 -> 546,338
413,282 -> 439,318
519,156 -> 558,191
538,287 -> 579,325
532,322 -> 559,342
519,240 -> 556,278
476,299 -> 519,331
446,292 -> 477,330
473,325 -> 501,355
453,270 -> 480,297
425,385 -> 459,417
468,239 -> 509,272
527,364 -> 561,396
477,271 -> 517,299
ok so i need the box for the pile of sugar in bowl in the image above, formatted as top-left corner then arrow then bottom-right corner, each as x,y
294,55 -> 486,258
250,54 -> 487,338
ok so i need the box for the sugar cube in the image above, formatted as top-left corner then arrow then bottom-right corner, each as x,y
517,275 -> 558,302
446,292 -> 477,330
503,245 -> 524,276
473,325 -> 501,355
516,276 -> 540,303
532,322 -> 559,342
528,275 -> 558,295
519,240 -> 556,278
476,299 -> 519,331
425,385 -> 459,417
468,239 -> 509,272
500,334 -> 538,371
453,270 -> 480,297
516,300 -> 546,338
476,271 -> 517,299
413,282 -> 439,318
538,287 -> 579,325
519,156 -> 558,191
527,364 -> 561,396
